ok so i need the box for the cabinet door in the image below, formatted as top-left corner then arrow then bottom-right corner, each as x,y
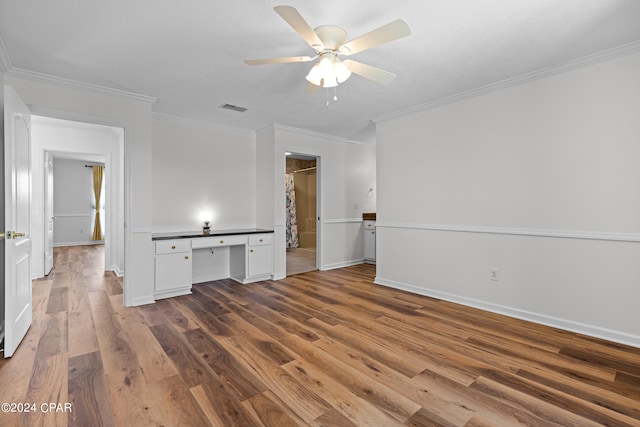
247,245 -> 272,278
155,252 -> 191,292
364,229 -> 376,260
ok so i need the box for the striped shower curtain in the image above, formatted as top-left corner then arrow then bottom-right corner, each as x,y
285,173 -> 299,249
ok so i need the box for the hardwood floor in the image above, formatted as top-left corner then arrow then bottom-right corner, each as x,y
1,245 -> 639,426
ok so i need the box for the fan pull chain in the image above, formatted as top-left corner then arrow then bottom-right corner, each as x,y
324,86 -> 339,106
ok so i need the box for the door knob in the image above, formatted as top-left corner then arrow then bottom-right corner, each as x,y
3,231 -> 26,239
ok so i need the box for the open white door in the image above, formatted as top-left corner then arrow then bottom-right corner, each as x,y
3,85 -> 32,358
44,151 -> 54,275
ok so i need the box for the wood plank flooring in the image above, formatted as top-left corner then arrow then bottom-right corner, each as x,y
1,244 -> 639,426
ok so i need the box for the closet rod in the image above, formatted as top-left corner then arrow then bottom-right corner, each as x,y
84,164 -> 105,168
291,166 -> 316,174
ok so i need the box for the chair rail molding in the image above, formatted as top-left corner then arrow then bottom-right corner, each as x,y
375,222 -> 640,243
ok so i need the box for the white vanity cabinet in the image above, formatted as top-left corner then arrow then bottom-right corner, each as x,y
154,239 -> 192,299
247,233 -> 273,279
363,220 -> 376,264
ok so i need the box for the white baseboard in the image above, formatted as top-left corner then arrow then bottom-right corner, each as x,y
322,259 -> 364,271
375,276 -> 640,349
127,295 -> 156,307
109,265 -> 124,277
153,288 -> 192,301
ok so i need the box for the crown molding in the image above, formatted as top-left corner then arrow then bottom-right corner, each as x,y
151,112 -> 255,136
273,123 -> 366,145
5,67 -> 157,104
0,36 -> 12,73
373,40 -> 640,124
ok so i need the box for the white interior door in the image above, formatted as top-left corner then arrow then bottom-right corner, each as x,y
3,85 -> 32,358
44,152 -> 54,275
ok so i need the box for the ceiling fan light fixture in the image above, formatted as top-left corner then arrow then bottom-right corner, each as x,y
322,75 -> 338,88
319,56 -> 338,87
306,53 -> 346,88
305,63 -> 323,86
333,59 -> 352,84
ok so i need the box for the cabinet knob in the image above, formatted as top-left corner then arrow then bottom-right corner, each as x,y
259,239 -> 263,242
171,245 -> 176,249
250,249 -> 254,253
185,255 -> 189,260
220,240 -> 224,244
371,231 -> 374,234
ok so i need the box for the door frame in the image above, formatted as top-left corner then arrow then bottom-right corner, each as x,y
43,150 -> 53,275
31,116 -> 121,278
284,151 -> 322,274
28,106 -> 131,305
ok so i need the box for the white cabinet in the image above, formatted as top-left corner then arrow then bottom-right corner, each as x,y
247,234 -> 273,279
154,239 -> 192,299
363,220 -> 376,264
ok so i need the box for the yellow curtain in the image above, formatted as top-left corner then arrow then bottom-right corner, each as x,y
91,165 -> 104,241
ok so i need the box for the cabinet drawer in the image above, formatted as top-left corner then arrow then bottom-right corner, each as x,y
192,235 -> 247,249
248,234 -> 273,246
156,239 -> 190,254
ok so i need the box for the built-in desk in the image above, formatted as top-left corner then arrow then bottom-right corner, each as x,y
152,229 -> 274,300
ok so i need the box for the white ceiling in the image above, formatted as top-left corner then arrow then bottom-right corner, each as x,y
2,0 -> 640,143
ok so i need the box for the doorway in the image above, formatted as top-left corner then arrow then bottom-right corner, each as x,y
285,153 -> 318,276
30,115 -> 125,280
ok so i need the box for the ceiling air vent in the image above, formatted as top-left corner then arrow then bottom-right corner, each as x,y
220,103 -> 248,113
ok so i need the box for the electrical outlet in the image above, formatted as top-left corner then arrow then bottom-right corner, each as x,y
489,268 -> 499,281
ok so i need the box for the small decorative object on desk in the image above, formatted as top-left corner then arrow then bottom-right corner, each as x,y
203,221 -> 211,235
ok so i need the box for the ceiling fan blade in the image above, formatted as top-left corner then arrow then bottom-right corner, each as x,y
274,6 -> 324,50
339,19 -> 411,56
343,60 -> 396,85
244,56 -> 315,65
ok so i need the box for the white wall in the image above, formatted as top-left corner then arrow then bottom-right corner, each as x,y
151,116 -> 256,231
376,51 -> 640,347
52,158 -> 100,246
263,125 -> 376,278
6,75 -> 155,306
256,126 -> 275,230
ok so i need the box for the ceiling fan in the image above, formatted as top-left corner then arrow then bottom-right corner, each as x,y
244,6 -> 411,90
